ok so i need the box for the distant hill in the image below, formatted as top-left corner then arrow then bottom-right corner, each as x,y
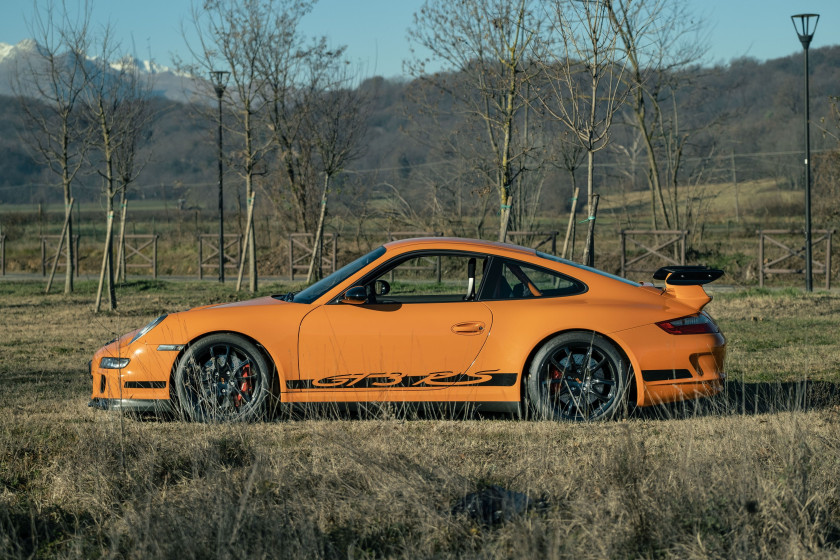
0,42 -> 838,215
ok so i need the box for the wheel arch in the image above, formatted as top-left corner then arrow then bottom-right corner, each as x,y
520,328 -> 644,407
168,330 -> 285,403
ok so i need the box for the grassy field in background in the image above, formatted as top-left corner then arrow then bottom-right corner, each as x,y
1,280 -> 839,558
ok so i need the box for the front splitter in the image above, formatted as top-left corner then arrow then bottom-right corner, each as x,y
89,398 -> 174,414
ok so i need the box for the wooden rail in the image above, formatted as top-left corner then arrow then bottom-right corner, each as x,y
119,234 -> 159,278
40,235 -> 80,277
289,233 -> 337,281
758,229 -> 834,289
506,231 -> 559,254
620,230 -> 688,278
387,231 -> 442,283
198,234 -> 242,280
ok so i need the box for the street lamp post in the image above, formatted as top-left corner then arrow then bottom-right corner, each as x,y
210,70 -> 230,283
791,13 -> 819,292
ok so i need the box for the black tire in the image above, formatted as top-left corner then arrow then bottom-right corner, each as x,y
527,332 -> 627,421
174,334 -> 270,422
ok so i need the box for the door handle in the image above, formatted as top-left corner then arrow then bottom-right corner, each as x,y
451,321 -> 486,335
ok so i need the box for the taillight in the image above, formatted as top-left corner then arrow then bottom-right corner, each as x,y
656,314 -> 719,335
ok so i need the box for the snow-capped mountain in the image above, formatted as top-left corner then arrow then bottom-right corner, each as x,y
0,39 -> 200,103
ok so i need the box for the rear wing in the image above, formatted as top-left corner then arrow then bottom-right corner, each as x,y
653,266 -> 724,286
653,266 -> 724,312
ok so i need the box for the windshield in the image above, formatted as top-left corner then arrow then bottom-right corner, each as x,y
536,251 -> 640,287
287,246 -> 386,304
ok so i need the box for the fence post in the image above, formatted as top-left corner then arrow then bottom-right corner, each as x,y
826,231 -> 832,290
41,237 -> 46,276
758,230 -> 764,288
153,235 -> 159,279
331,234 -> 337,274
74,235 -> 80,277
620,231 -> 626,277
198,236 -> 203,280
288,236 -> 294,281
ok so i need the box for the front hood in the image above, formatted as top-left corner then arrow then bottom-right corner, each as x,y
194,295 -> 290,311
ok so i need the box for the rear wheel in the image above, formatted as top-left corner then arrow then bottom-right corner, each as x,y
527,332 -> 627,421
174,334 -> 270,422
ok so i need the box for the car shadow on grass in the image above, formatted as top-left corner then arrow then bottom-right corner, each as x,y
120,381 -> 840,424
630,380 -> 840,421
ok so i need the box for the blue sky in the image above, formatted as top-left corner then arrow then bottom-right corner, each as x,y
1,0 -> 838,78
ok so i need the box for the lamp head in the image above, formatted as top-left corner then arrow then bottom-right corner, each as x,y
209,70 -> 230,96
791,14 -> 819,50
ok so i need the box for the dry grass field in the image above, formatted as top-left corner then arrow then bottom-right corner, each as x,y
1,280 -> 840,559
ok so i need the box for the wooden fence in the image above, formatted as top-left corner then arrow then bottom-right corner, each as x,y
40,235 -> 80,277
619,230 -> 688,278
120,234 -> 160,278
198,234 -> 242,280
506,231 -> 559,253
758,229 -> 834,289
288,233 -> 337,281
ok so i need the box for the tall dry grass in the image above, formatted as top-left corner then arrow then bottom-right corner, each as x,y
1,280 -> 839,558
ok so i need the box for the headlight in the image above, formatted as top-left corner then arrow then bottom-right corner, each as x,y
129,314 -> 168,344
100,357 -> 130,369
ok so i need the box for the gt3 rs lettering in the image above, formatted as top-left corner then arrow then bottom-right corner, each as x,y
287,370 -> 517,390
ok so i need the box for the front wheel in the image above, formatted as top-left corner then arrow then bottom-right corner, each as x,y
174,334 -> 270,422
527,332 -> 628,421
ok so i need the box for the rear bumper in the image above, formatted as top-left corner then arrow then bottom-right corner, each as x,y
88,398 -> 174,414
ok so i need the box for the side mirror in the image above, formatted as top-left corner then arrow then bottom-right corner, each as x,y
375,279 -> 390,296
341,286 -> 367,305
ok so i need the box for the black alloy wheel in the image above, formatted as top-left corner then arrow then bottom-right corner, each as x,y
174,334 -> 270,422
527,332 -> 627,421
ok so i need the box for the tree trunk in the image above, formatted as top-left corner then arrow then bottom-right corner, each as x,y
582,194 -> 600,267
46,198 -> 74,293
584,150 -> 595,264
561,187 -> 580,260
236,194 -> 256,292
95,209 -> 116,312
116,193 -> 128,282
307,173 -> 330,283
62,141 -> 74,294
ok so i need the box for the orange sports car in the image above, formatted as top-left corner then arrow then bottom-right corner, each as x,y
89,237 -> 726,421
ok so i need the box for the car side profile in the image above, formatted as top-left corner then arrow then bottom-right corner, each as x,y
89,237 -> 726,421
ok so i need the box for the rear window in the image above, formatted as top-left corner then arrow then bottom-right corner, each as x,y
536,251 -> 640,286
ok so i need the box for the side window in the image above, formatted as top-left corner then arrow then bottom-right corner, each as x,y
480,258 -> 585,300
368,252 -> 487,303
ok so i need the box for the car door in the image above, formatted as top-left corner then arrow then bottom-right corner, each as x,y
295,252 -> 494,400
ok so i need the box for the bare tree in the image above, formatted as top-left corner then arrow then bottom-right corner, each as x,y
112,66 -> 155,285
186,0 -> 279,292
606,0 -> 708,230
13,0 -> 92,294
407,0 -> 541,242
83,27 -> 154,311
255,3 -> 340,235
305,62 -> 370,282
535,0 -> 629,266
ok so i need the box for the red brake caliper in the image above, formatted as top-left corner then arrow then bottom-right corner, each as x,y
235,365 -> 251,406
549,365 -> 561,395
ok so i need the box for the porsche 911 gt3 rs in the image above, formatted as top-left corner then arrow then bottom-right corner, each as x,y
89,237 -> 726,421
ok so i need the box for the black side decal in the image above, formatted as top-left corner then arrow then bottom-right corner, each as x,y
287,371 -> 518,390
